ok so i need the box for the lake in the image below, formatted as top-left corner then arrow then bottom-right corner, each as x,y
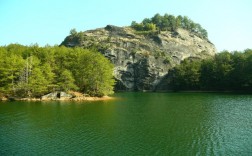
0,92 -> 252,155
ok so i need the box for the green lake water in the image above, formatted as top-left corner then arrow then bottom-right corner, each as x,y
0,92 -> 252,155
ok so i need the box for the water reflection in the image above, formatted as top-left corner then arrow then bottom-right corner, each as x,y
0,93 -> 252,155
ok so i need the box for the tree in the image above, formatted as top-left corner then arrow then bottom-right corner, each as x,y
144,23 -> 156,31
28,67 -> 48,97
0,54 -> 25,95
41,63 -> 56,92
215,52 -> 233,90
161,14 -> 170,31
243,50 -> 252,90
131,13 -> 208,39
201,29 -> 208,39
74,50 -> 115,96
230,52 -> 247,90
142,18 -> 152,25
151,13 -> 163,30
168,15 -> 176,31
131,22 -> 144,31
70,28 -> 77,36
189,21 -> 196,32
176,15 -> 183,28
182,16 -> 190,29
131,21 -> 137,26
200,58 -> 216,90
0,44 -> 115,98
57,69 -> 78,92
171,59 -> 201,90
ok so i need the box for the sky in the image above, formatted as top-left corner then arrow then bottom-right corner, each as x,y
0,0 -> 251,51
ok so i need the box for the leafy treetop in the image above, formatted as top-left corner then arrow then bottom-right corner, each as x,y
0,44 -> 115,98
131,13 -> 208,39
170,49 -> 252,91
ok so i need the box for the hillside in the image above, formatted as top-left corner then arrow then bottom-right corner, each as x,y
61,25 -> 216,91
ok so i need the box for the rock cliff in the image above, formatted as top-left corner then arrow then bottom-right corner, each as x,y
61,25 -> 216,91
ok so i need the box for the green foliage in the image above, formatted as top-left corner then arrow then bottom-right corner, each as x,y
171,59 -> 201,90
70,28 -> 77,36
131,21 -> 156,31
0,44 -> 115,98
0,53 -> 25,95
163,57 -> 171,64
131,13 -> 208,39
57,69 -> 78,92
74,50 -> 114,97
151,13 -> 162,29
154,50 -> 165,59
170,49 -> 252,91
28,67 -> 48,97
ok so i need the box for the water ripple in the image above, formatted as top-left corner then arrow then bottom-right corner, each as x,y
1,93 -> 252,155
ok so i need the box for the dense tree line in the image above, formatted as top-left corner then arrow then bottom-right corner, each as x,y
170,49 -> 252,91
131,13 -> 208,39
0,44 -> 115,98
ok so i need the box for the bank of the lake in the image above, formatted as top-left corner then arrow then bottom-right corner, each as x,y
0,91 -> 115,102
0,96 -> 114,102
0,92 -> 252,155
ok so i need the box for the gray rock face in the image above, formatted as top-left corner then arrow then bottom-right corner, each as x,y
41,92 -> 73,100
61,25 -> 216,91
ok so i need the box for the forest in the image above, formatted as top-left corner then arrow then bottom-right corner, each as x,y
170,49 -> 252,91
131,13 -> 208,39
0,44 -> 115,98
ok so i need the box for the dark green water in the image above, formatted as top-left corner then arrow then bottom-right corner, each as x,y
1,93 -> 252,155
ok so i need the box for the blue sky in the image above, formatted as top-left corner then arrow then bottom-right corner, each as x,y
0,0 -> 251,51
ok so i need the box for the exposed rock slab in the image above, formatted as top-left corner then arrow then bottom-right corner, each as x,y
61,26 -> 216,91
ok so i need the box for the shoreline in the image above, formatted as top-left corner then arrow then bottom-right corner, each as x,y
0,91 -> 116,102
1,90 -> 252,102
116,90 -> 252,93
161,90 -> 252,94
0,96 -> 115,102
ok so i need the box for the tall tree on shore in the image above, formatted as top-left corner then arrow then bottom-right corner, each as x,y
57,69 -> 78,92
0,45 -> 115,97
74,50 -> 114,97
28,67 -> 48,97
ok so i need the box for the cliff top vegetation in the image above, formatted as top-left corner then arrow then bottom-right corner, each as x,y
131,13 -> 208,39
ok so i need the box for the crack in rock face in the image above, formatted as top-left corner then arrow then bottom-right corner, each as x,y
61,25 -> 216,91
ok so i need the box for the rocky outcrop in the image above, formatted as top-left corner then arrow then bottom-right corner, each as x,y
61,25 -> 216,91
0,95 -> 8,101
41,92 -> 73,100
